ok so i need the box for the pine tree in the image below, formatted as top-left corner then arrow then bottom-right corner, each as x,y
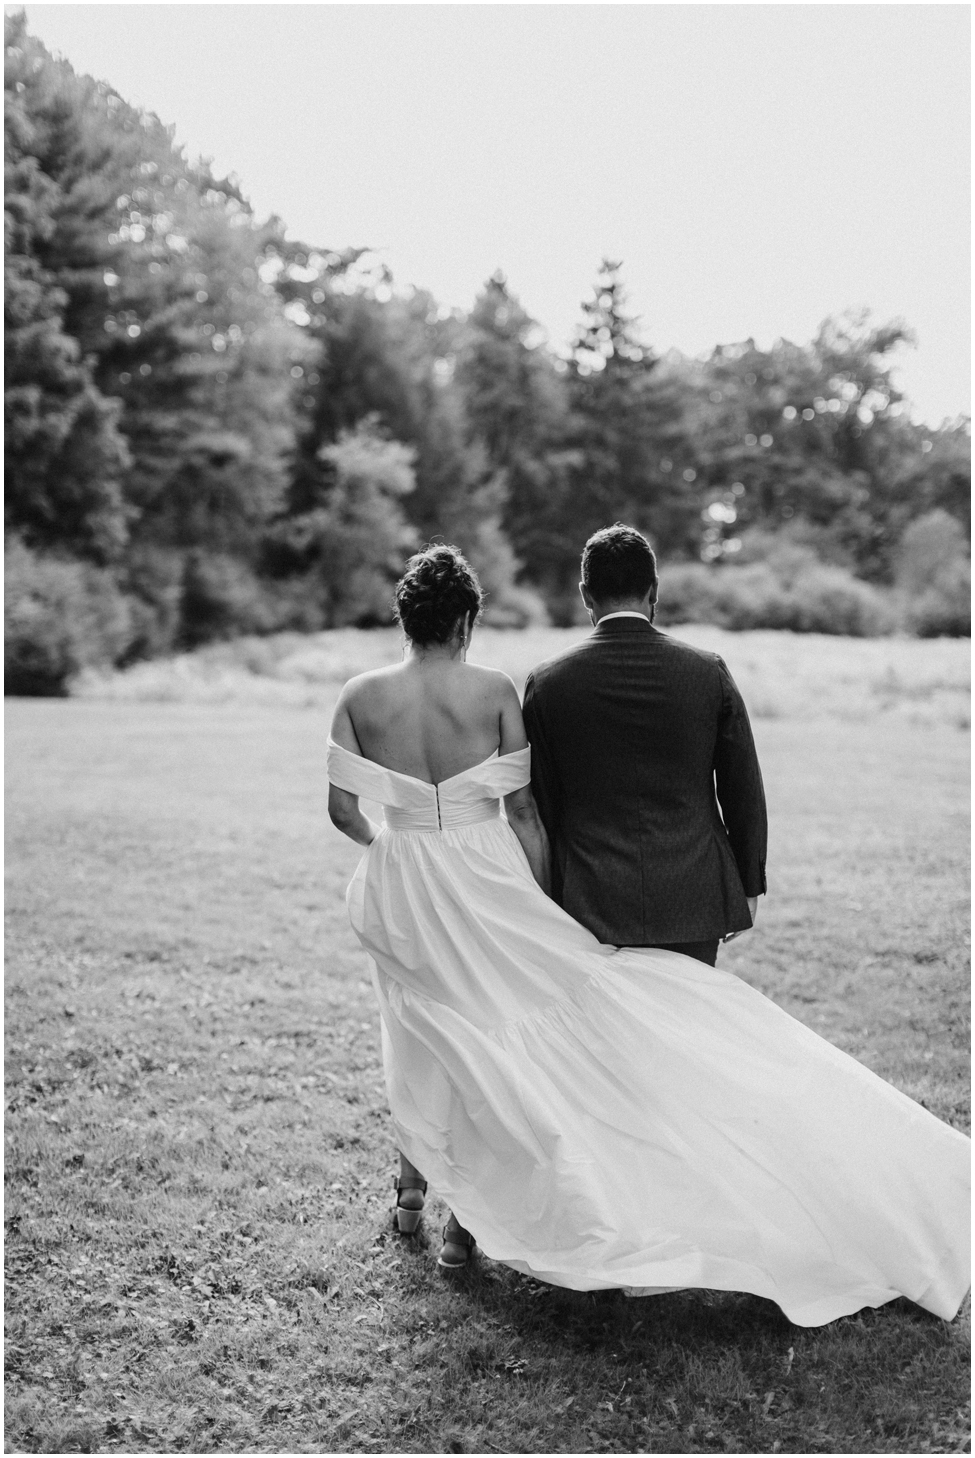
536,260 -> 698,616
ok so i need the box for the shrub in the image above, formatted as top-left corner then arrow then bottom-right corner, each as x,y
711,563 -> 789,631
655,562 -> 725,628
465,516 -> 550,629
895,510 -> 969,596
779,563 -> 897,636
121,547 -> 185,661
905,558 -> 971,638
895,510 -> 971,638
288,422 -> 419,629
5,541 -> 134,695
656,558 -> 895,636
179,551 -> 287,648
481,582 -> 550,629
732,531 -> 823,579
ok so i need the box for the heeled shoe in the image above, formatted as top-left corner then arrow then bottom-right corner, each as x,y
437,1222 -> 475,1270
393,1174 -> 427,1234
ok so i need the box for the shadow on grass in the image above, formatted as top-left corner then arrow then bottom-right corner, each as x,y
375,1225 -> 968,1456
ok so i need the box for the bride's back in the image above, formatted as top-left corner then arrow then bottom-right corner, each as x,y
330,544 -> 525,786
339,659 -> 511,785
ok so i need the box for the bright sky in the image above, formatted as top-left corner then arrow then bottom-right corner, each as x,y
13,3 -> 972,424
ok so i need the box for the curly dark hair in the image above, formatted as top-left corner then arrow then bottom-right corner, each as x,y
394,544 -> 483,646
581,523 -> 658,602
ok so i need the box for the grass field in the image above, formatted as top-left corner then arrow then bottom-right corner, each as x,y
5,628 -> 971,1455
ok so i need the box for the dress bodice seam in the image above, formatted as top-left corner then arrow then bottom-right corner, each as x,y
327,737 -> 530,791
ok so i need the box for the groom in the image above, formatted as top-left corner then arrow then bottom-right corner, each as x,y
523,523 -> 767,966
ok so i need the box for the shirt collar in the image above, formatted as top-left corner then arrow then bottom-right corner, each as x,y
595,611 -> 651,624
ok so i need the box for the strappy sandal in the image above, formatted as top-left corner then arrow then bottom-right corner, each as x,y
393,1174 -> 427,1234
437,1222 -> 475,1270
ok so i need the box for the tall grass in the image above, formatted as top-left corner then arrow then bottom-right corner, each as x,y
74,625 -> 971,730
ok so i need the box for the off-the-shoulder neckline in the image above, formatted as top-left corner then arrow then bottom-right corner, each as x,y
327,737 -> 530,790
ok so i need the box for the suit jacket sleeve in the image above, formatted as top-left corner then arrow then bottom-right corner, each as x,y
522,672 -> 565,903
713,657 -> 768,897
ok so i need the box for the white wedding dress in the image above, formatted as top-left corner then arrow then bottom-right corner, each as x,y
326,739 -> 970,1328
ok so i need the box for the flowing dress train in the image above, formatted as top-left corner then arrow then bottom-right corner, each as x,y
326,740 -> 970,1328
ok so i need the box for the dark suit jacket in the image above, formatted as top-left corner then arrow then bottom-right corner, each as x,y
522,617 -> 767,946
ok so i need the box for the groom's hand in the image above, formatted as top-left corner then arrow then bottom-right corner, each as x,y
723,897 -> 759,943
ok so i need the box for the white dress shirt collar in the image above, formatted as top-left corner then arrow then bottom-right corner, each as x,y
595,611 -> 651,624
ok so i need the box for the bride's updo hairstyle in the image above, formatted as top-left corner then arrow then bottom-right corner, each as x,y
395,544 -> 483,646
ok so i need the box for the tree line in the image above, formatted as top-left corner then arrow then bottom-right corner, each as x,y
5,14 -> 970,692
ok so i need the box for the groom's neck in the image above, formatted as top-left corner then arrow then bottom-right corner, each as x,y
592,600 -> 654,623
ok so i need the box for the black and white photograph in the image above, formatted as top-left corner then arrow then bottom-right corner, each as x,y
4,3 -> 970,1454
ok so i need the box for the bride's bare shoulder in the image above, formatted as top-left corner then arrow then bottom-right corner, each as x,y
331,665 -> 407,749
464,663 -> 519,699
338,663 -> 405,701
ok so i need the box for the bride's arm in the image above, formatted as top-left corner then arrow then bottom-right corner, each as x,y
328,785 -> 379,847
504,784 -> 552,895
328,683 -> 380,846
498,677 -> 552,894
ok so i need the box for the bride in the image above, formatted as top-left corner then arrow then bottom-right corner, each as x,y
326,544 -> 970,1327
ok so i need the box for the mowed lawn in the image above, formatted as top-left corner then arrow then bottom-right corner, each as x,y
5,631 -> 971,1455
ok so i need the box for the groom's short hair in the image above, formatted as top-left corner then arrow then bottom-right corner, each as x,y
582,524 -> 658,602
